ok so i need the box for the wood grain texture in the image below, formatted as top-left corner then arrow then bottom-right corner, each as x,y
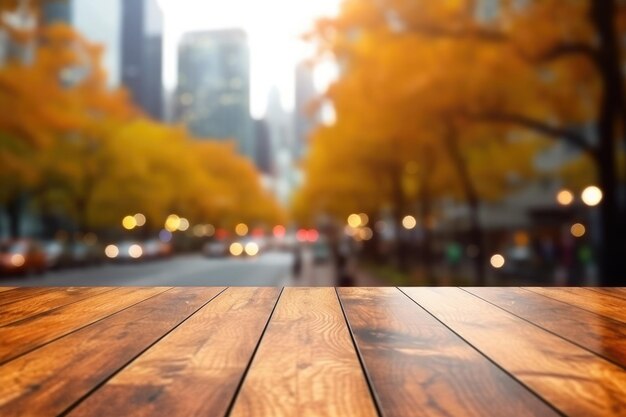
0,287 -> 224,417
0,288 -> 56,306
230,288 -> 377,417
525,287 -> 626,323
0,287 -> 114,327
465,287 -> 626,368
339,287 -> 557,417
0,287 -> 169,364
67,287 -> 279,417
403,287 -> 626,417
0,287 -> 16,293
586,288 -> 626,301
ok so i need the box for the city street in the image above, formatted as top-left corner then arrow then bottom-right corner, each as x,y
0,251 -> 298,287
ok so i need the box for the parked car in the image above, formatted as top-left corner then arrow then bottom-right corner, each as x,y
0,239 -> 46,276
42,240 -> 103,269
142,239 -> 173,260
203,240 -> 228,257
143,239 -> 162,260
105,241 -> 144,262
42,240 -> 65,269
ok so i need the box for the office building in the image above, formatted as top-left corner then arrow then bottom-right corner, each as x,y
41,0 -> 71,24
39,0 -> 122,88
176,29 -> 254,159
254,119 -> 273,175
294,61 -> 319,159
121,0 -> 163,119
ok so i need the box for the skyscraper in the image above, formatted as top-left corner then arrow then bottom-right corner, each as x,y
253,119 -> 273,175
41,0 -> 72,24
176,29 -> 254,159
39,0 -> 122,88
294,61 -> 319,159
121,0 -> 163,119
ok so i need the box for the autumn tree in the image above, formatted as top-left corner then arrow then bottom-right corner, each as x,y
299,7 -> 542,282
304,0 -> 626,284
1,16 -> 282,237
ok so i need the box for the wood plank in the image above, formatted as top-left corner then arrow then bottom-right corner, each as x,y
0,288 -> 57,306
230,288 -> 377,417
403,287 -> 626,417
465,287 -> 626,368
0,287 -> 114,327
586,288 -> 626,301
0,287 -> 169,364
67,287 -> 279,417
0,287 -> 224,417
339,287 -> 558,417
525,287 -> 626,323
0,287 -> 16,293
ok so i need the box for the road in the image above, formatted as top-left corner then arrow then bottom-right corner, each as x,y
0,251 -> 297,287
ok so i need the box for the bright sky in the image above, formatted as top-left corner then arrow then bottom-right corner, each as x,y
157,0 -> 341,118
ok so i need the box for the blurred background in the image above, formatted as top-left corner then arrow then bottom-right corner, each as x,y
0,0 -> 624,287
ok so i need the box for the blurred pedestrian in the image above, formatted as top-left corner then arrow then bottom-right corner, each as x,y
292,246 -> 302,280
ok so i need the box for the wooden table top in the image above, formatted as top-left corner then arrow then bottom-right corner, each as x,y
0,287 -> 625,417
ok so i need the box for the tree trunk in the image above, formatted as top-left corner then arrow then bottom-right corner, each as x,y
389,165 -> 409,272
418,172 -> 434,284
6,194 -> 22,239
590,0 -> 626,285
443,126 -> 486,285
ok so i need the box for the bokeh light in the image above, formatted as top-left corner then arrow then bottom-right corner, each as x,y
360,227 -> 373,240
571,223 -> 586,238
165,214 -> 181,232
306,229 -> 319,242
358,213 -> 369,226
230,242 -> 244,256
347,213 -> 361,228
296,229 -> 308,242
159,229 -> 173,243
134,213 -> 146,227
192,224 -> 205,237
105,244 -> 119,258
245,242 -> 259,256
556,189 -> 574,206
402,215 -> 417,230
513,231 -> 529,247
235,223 -> 249,236
490,254 -> 505,269
129,244 -> 143,258
178,218 -> 190,231
273,225 -> 286,238
581,186 -> 603,207
10,254 -> 25,267
122,215 -> 137,230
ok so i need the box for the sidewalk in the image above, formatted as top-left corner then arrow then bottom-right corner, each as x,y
292,249 -> 387,286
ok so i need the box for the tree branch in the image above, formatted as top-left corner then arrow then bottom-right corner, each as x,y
468,112 -> 595,155
523,42 -> 598,64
